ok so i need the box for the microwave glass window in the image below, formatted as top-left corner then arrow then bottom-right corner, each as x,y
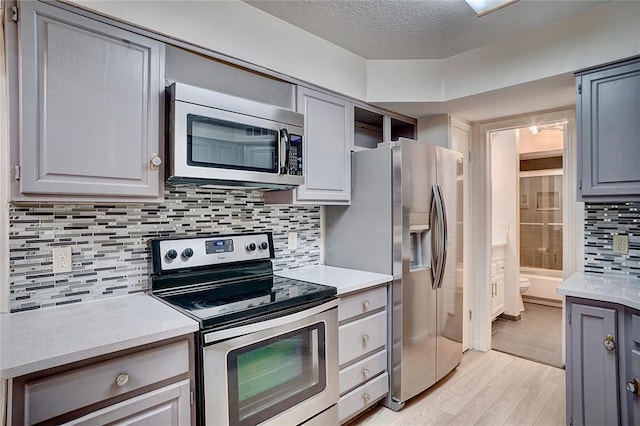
227,323 -> 326,426
187,114 -> 278,173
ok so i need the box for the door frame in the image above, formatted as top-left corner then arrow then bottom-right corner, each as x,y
469,108 -> 582,353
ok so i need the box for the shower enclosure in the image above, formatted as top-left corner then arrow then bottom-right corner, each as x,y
519,170 -> 563,274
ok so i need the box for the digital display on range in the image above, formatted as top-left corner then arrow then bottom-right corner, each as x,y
205,239 -> 234,254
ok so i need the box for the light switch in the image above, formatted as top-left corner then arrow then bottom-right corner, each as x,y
288,232 -> 298,250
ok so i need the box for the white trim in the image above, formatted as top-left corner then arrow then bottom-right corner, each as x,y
519,149 -> 563,160
449,116 -> 472,351
1,5 -> 10,314
520,169 -> 563,178
470,108 -> 578,353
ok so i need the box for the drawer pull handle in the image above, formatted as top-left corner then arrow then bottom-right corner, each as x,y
362,368 -> 370,378
363,393 -> 371,403
363,300 -> 370,309
604,334 -> 615,351
115,372 -> 129,387
362,334 -> 370,344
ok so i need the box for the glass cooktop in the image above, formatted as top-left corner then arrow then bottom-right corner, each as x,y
155,275 -> 336,330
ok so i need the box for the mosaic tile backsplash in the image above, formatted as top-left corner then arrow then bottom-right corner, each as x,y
584,202 -> 640,277
9,186 -> 320,312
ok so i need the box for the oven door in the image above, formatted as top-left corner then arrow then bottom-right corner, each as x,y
202,300 -> 338,426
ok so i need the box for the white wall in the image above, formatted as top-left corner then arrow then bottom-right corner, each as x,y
68,0 -> 368,100
68,1 -> 640,109
490,130 -> 519,317
368,1 -> 640,104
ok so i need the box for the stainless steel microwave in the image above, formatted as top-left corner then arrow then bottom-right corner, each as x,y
167,83 -> 304,189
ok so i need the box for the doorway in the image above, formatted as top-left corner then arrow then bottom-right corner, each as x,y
469,108 -> 582,363
489,123 -> 566,367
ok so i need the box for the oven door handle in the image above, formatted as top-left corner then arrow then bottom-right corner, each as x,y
204,298 -> 339,344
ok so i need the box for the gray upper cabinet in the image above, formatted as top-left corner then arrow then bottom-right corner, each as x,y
292,87 -> 353,204
577,57 -> 640,200
264,87 -> 352,205
13,1 -> 164,202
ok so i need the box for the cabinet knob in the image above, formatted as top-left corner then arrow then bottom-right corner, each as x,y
604,334 -> 616,351
362,300 -> 370,310
150,154 -> 162,171
362,334 -> 370,344
362,368 -> 370,378
627,378 -> 640,397
115,372 -> 129,387
363,393 -> 371,403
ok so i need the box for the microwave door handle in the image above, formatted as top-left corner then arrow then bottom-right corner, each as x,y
279,128 -> 290,174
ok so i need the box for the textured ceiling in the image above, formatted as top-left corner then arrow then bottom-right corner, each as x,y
243,0 -> 610,60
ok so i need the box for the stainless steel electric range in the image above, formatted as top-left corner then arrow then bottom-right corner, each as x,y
150,232 -> 339,426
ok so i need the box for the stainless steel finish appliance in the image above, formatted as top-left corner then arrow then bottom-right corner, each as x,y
325,138 -> 463,410
167,83 -> 304,189
150,232 -> 338,425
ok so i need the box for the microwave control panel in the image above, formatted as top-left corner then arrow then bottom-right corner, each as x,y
289,134 -> 303,176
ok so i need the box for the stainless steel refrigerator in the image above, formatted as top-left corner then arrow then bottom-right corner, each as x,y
325,138 -> 463,410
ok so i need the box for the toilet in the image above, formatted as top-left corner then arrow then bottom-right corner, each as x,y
518,277 -> 530,312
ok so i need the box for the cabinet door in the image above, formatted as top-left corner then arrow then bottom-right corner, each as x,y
17,1 -> 164,201
491,275 -> 505,318
63,380 -> 191,425
568,303 -> 619,425
295,87 -> 352,204
578,59 -> 640,199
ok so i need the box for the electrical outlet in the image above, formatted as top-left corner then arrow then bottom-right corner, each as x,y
288,232 -> 298,250
613,235 -> 629,255
53,246 -> 73,273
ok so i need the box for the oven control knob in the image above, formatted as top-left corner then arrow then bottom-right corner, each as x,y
166,249 -> 178,260
246,242 -> 257,252
182,248 -> 194,259
258,242 -> 268,250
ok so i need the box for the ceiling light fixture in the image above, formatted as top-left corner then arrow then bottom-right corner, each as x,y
464,0 -> 519,17
529,126 -> 539,135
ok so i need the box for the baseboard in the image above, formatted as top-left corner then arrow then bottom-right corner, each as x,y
523,295 -> 562,308
498,312 -> 522,321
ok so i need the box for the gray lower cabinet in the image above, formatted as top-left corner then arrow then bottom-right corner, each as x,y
566,297 -> 640,426
63,380 -> 191,425
10,0 -> 164,202
337,285 -> 389,424
10,337 -> 193,425
567,301 -> 619,425
576,56 -> 640,200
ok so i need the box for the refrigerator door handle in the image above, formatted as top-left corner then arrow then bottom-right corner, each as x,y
430,185 -> 439,289
436,184 -> 448,289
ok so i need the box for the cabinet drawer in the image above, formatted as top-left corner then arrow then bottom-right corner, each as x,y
339,350 -> 386,395
338,372 -> 388,424
26,340 -> 189,425
339,310 -> 387,365
339,286 -> 387,323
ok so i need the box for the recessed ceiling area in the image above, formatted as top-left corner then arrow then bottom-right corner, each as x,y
244,0 -> 610,60
242,0 -> 613,121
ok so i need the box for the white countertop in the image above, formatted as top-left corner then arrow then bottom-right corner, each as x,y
557,272 -> 640,310
0,294 -> 199,379
278,265 -> 392,295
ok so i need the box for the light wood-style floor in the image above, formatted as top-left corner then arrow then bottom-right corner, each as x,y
350,350 -> 565,426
